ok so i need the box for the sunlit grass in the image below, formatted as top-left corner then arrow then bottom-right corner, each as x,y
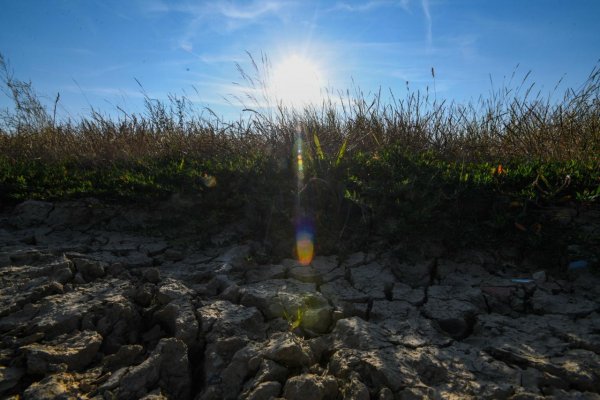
0,52 -> 598,262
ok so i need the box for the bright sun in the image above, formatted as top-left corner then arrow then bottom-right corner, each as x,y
269,54 -> 324,109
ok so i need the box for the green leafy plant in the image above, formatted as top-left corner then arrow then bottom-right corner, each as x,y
283,307 -> 304,331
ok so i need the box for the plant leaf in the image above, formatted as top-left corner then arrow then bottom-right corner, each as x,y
313,133 -> 324,160
335,137 -> 348,167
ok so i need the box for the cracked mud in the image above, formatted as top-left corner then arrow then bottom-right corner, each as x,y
1,199 -> 599,399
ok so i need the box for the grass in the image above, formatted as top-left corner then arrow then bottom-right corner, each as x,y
1,53 -> 599,266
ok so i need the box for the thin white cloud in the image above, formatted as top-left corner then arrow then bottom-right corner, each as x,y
421,0 -> 432,45
139,0 -> 171,14
180,42 -> 193,53
149,1 -> 293,52
62,84 -> 146,100
81,63 -> 132,78
60,47 -> 96,57
218,1 -> 283,19
326,1 -> 410,13
198,53 -> 246,64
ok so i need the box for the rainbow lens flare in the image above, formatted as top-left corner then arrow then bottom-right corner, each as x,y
294,128 -> 314,266
296,221 -> 314,266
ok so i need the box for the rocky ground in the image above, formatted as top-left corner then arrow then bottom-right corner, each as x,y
0,199 -> 599,399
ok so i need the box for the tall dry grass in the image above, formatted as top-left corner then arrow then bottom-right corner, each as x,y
1,52 -> 599,165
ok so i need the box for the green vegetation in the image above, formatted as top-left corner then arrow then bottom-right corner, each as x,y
1,53 -> 598,265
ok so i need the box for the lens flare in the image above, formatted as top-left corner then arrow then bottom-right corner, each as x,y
294,128 -> 314,266
296,137 -> 304,182
296,223 -> 314,266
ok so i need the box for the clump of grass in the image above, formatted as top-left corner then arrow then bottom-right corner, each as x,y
0,52 -> 598,262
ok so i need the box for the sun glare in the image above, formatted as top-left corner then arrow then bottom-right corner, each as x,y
269,54 -> 324,109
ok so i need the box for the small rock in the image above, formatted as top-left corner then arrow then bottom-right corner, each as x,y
289,266 -> 322,284
156,279 -> 193,304
117,338 -> 190,399
73,272 -> 86,285
143,267 -> 161,283
532,270 -> 546,283
263,332 -> 315,368
23,374 -> 70,399
389,259 -> 435,288
531,291 -> 599,317
245,264 -> 287,283
0,366 -> 24,393
163,249 -> 184,261
198,300 -> 266,342
74,258 -> 106,281
22,330 -> 103,374
378,387 -> 394,400
102,344 -> 145,371
153,299 -> 199,347
247,381 -> 282,400
340,373 -> 370,400
244,359 -> 289,392
11,200 -> 53,228
350,262 -> 396,299
283,373 -> 338,400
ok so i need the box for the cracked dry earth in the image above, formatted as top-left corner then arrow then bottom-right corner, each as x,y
1,200 -> 599,400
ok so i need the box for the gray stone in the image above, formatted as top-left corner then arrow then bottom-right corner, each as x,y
339,373 -> 370,400
369,300 -> 415,322
435,259 -> 492,287
242,358 -> 289,397
391,282 -> 426,305
143,267 -> 161,283
217,245 -> 252,269
311,256 -> 343,282
349,262 -> 396,299
198,300 -> 266,342
320,279 -> 370,303
22,330 -> 102,374
289,265 -> 322,284
156,278 -> 194,304
239,279 -> 332,333
283,373 -> 338,400
247,381 -> 282,400
23,373 -> 75,399
74,258 -> 106,281
140,241 -> 168,257
263,332 -> 315,368
11,200 -> 53,228
331,317 -> 393,350
532,270 -> 547,283
117,338 -> 190,400
390,259 -> 435,287
246,264 -> 287,283
329,347 -> 418,393
377,316 -> 453,349
0,366 -> 24,393
154,299 -> 198,347
163,248 -> 184,261
198,342 -> 262,400
340,252 -> 368,268
531,290 -> 599,317
378,387 -> 394,400
102,344 -> 145,371
422,285 -> 483,339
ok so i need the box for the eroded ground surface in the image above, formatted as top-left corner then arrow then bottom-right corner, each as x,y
1,199 -> 599,399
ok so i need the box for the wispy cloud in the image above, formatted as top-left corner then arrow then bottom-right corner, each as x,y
218,1 -> 283,19
421,0 -> 432,45
144,1 -> 292,53
325,1 -> 410,13
60,47 -> 96,57
81,63 -> 132,78
62,84 -> 147,103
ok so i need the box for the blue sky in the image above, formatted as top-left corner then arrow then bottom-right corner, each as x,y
0,0 -> 598,122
